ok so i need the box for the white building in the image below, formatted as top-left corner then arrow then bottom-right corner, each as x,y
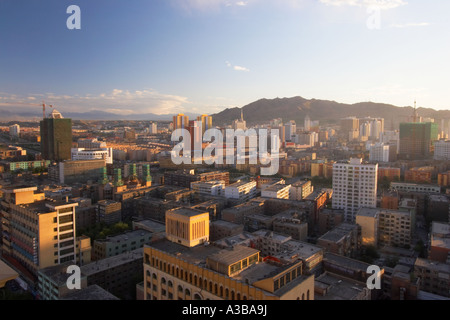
289,180 -> 313,200
304,116 -> 311,131
9,124 -> 20,137
71,148 -> 113,164
332,158 -> 378,222
77,138 -> 107,149
284,121 -> 296,142
434,140 -> 450,160
224,180 -> 257,202
149,122 -> 158,134
191,180 -> 225,196
369,143 -> 390,162
261,183 -> 291,199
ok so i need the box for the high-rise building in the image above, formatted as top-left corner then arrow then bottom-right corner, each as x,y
232,110 -> 246,131
9,124 -> 20,138
149,122 -> 158,134
332,158 -> 378,222
284,121 -> 296,141
197,114 -> 213,135
1,186 -> 78,277
173,114 -> 189,131
433,140 -> 450,160
40,110 -> 72,162
399,122 -> 438,160
304,115 -> 311,131
71,147 -> 113,164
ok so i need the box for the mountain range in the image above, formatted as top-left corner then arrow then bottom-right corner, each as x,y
2,96 -> 450,128
211,96 -> 450,128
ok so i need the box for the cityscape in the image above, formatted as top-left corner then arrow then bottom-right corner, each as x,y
0,0 -> 449,311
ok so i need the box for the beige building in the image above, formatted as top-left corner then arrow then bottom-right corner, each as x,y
165,207 -> 210,248
1,186 -> 78,278
355,207 -> 379,247
143,209 -> 314,300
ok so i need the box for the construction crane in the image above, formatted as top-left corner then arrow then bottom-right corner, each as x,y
41,101 -> 53,119
1,101 -> 54,119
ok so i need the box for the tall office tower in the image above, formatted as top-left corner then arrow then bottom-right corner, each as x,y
149,122 -> 158,134
0,186 -> 78,277
399,122 -> 438,160
304,115 -> 311,131
340,117 -> 359,135
332,158 -> 378,223
40,109 -> 72,162
172,114 -> 189,131
197,114 -> 213,135
9,124 -> 20,138
233,109 -> 247,131
188,120 -> 202,155
284,120 -> 296,141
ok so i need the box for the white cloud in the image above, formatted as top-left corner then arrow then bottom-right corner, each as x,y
319,0 -> 407,10
233,65 -> 250,72
0,89 -> 192,116
226,61 -> 250,72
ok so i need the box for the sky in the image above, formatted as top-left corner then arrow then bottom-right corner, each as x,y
0,0 -> 449,117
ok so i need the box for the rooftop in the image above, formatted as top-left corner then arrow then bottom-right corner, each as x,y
315,272 -> 368,300
96,229 -> 152,243
323,252 -> 372,272
62,284 -> 120,300
167,207 -> 208,218
81,248 -> 143,276
356,207 -> 379,218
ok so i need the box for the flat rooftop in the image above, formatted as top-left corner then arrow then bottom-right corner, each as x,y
356,207 -> 379,218
97,229 -> 152,243
318,223 -> 358,243
148,239 -> 222,267
323,252 -> 372,272
315,272 -> 368,300
62,284 -> 120,300
207,245 -> 260,266
168,207 -> 208,217
81,248 -> 143,276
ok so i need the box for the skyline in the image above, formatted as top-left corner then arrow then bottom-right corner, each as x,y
1,0 -> 450,116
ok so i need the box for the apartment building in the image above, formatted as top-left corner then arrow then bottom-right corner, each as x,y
224,180 -> 257,202
332,158 -> 378,222
1,186 -> 78,278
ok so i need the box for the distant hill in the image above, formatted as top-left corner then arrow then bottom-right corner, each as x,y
0,108 -> 200,122
211,96 -> 450,129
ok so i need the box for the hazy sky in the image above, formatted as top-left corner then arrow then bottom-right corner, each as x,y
1,0 -> 449,116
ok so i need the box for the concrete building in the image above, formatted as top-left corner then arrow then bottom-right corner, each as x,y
378,209 -> 413,248
1,186 -> 78,278
82,248 -> 144,300
96,200 -> 122,225
164,170 -> 230,188
210,220 -> 244,242
405,167 -> 433,184
165,207 -> 210,248
355,207 -> 379,247
38,261 -> 88,300
369,143 -> 390,162
390,182 -> 440,194
40,110 -> 73,162
289,180 -> 313,200
92,230 -> 152,260
71,147 -> 113,165
77,138 -> 106,149
414,258 -> 450,297
332,158 -> 378,222
317,223 -> 361,258
261,183 -> 291,199
58,159 -> 106,185
318,208 -> 345,236
143,214 -> 315,300
190,180 -> 225,196
399,122 -> 438,160
433,140 -> 450,160
314,272 -> 371,300
9,124 -> 20,138
428,222 -> 450,263
224,180 -> 257,202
